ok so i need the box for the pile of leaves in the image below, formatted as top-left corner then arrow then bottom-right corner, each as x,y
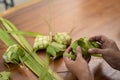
0,17 -> 100,80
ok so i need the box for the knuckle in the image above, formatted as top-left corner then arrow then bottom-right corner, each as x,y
65,62 -> 70,66
100,35 -> 105,38
109,39 -> 115,44
67,63 -> 73,68
99,35 -> 106,39
92,49 -> 98,53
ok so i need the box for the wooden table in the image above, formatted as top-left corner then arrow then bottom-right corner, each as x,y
0,0 -> 120,80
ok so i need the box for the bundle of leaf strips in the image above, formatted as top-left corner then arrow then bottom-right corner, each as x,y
63,37 -> 100,60
0,17 -> 62,80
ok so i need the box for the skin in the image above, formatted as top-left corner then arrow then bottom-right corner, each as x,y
88,35 -> 120,70
64,47 -> 93,80
64,35 -> 120,80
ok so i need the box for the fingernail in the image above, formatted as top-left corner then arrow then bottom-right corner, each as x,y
77,46 -> 80,49
88,49 -> 93,52
64,57 -> 69,61
76,46 -> 81,51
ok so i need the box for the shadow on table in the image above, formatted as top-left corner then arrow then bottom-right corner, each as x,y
94,64 -> 111,80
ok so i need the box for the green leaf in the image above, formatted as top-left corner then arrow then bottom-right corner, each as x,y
3,44 -> 25,63
71,37 -> 100,59
53,32 -> 72,45
33,35 -> 51,51
63,52 -> 76,60
0,71 -> 11,80
50,42 -> 66,52
7,30 -> 41,37
0,29 -> 16,46
47,45 -> 56,57
70,40 -> 78,53
47,42 -> 66,59
0,17 -> 33,52
0,17 -> 62,80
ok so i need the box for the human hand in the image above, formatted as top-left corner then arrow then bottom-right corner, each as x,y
88,35 -> 120,70
64,46 -> 93,80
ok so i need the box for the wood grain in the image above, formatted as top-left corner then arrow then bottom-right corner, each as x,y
0,0 -> 120,80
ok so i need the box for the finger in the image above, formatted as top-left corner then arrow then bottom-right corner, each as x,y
64,57 -> 74,64
89,35 -> 109,44
86,56 -> 91,63
76,46 -> 83,60
65,47 -> 72,53
64,57 -> 69,63
76,47 -> 89,63
88,48 -> 107,54
63,57 -> 73,63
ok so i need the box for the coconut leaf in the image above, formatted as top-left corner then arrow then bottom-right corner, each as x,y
70,37 -> 101,60
0,17 -> 62,80
0,71 -> 11,80
0,29 -> 16,46
7,30 -> 41,37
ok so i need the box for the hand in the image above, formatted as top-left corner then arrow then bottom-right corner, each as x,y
88,35 -> 120,70
64,47 -> 93,80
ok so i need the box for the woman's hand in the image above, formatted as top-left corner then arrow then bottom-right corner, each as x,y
64,47 -> 93,80
88,35 -> 120,70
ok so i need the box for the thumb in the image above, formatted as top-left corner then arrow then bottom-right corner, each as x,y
88,48 -> 106,54
76,46 -> 83,59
